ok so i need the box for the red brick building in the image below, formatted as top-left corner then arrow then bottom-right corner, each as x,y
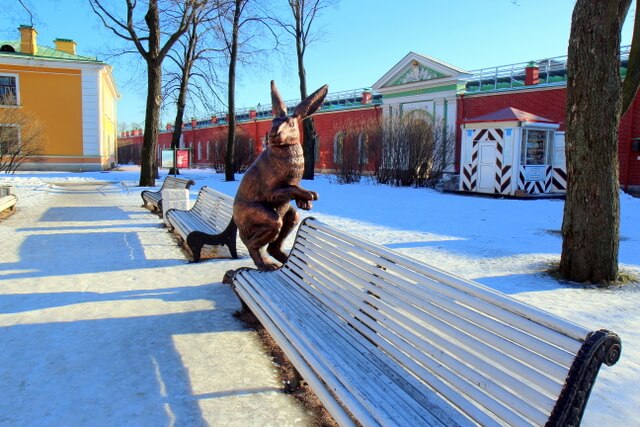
118,48 -> 640,195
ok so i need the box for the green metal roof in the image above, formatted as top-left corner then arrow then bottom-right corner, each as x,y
0,40 -> 103,63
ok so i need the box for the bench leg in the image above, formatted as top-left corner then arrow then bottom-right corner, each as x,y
186,231 -> 207,262
283,367 -> 304,394
186,220 -> 238,262
224,221 -> 239,259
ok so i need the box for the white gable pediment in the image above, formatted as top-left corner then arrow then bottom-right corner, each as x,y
373,52 -> 470,92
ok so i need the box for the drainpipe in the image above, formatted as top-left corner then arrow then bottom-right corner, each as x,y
456,93 -> 465,174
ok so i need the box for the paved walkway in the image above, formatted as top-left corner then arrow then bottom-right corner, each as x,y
0,181 -> 310,426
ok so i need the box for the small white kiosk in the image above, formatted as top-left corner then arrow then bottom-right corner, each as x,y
460,107 -> 566,196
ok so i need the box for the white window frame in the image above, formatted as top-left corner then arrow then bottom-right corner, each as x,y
521,128 -> 553,166
0,73 -> 20,106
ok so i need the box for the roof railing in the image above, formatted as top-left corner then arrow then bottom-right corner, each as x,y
176,87 -> 382,130
465,45 -> 631,93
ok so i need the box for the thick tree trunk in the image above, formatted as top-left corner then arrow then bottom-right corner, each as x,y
140,60 -> 162,186
139,1 -> 161,187
560,0 -> 630,283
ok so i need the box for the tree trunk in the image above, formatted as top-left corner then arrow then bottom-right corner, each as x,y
560,0 -> 630,283
140,59 -> 162,186
225,0 -> 242,182
139,1 -> 162,187
169,45 -> 195,175
294,7 -> 316,180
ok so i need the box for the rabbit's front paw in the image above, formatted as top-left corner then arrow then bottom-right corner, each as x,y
296,199 -> 313,210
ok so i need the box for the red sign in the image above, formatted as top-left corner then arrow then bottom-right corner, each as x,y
176,150 -> 190,168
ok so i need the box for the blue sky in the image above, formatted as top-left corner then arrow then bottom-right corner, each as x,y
1,1 -> 636,128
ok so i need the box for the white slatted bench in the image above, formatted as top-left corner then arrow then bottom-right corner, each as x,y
141,176 -> 195,215
0,186 -> 17,217
165,186 -> 238,262
228,217 -> 621,427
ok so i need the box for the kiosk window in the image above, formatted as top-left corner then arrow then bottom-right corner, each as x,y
522,129 -> 552,165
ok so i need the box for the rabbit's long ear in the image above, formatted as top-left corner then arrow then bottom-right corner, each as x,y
293,84 -> 328,119
271,80 -> 288,118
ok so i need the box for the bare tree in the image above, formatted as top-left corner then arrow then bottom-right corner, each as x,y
208,127 -> 256,173
333,117 -> 378,184
17,0 -> 35,26
216,0 -> 279,181
90,0 -> 200,186
223,0 -> 245,181
280,0 -> 338,180
164,1 -> 228,175
376,112 -> 455,188
0,94 -> 44,174
560,1 -> 640,283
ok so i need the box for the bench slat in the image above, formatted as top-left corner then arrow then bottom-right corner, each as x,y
299,223 -> 585,354
288,225 -> 585,423
236,271 -> 470,427
307,221 -> 590,344
283,253 -> 546,426
285,250 -> 555,423
295,229 -> 571,385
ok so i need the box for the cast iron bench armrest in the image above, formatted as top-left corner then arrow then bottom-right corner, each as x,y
229,217 -> 621,427
165,186 -> 237,262
140,176 -> 195,215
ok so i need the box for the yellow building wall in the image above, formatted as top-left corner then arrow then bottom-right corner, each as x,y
0,64 -> 82,156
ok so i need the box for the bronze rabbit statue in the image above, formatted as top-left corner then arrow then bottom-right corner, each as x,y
233,80 -> 328,271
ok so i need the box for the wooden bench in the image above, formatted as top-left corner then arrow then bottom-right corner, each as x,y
0,186 -> 17,217
140,176 -> 195,215
165,186 -> 238,262
228,217 -> 622,427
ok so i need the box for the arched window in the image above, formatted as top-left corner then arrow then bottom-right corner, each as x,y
0,45 -> 16,53
333,132 -> 345,165
197,141 -> 202,161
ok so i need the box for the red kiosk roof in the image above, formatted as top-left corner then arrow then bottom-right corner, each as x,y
464,107 -> 556,124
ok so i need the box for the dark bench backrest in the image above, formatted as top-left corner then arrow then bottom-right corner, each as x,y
190,186 -> 233,230
278,218 -> 620,426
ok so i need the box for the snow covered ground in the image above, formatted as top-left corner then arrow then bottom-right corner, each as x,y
1,165 -> 638,426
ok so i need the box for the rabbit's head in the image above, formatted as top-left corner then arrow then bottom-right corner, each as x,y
268,80 -> 328,147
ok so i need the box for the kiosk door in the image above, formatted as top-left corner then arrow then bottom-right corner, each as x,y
478,141 -> 497,193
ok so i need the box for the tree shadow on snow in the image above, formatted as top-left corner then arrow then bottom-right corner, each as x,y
2,204 -> 189,279
0,283 -> 276,426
